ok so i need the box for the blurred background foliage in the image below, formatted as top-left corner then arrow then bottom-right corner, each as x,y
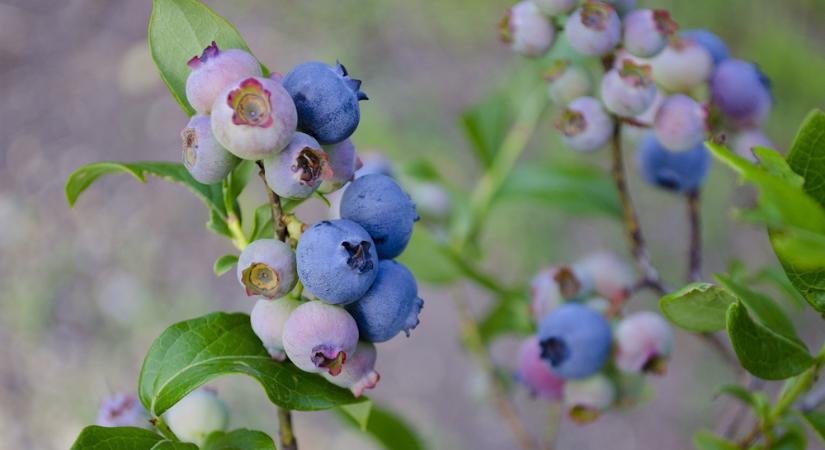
1,0 -> 824,449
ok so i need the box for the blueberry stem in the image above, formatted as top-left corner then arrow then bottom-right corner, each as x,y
686,189 -> 702,282
151,415 -> 179,442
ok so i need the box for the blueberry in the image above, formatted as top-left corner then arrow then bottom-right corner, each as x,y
565,2 -> 621,57
556,96 -> 615,152
164,388 -> 229,447
530,265 -> 591,323
515,336 -> 565,400
96,393 -> 149,428
236,239 -> 297,299
600,61 -> 657,117
296,219 -> 378,304
614,311 -> 673,374
499,1 -> 556,58
181,115 -> 239,184
538,303 -> 612,379
637,132 -> 710,193
346,260 -> 424,343
340,174 -> 418,259
574,252 -> 635,304
622,9 -> 676,58
322,341 -> 380,397
282,61 -> 367,144
319,138 -> 358,194
533,0 -> 577,15
650,37 -> 713,92
680,29 -> 729,65
250,297 -> 302,361
263,132 -> 332,199
654,94 -> 706,152
282,301 -> 359,375
563,374 -> 615,423
211,76 -> 298,160
711,59 -> 772,128
544,60 -> 593,106
185,42 -> 261,115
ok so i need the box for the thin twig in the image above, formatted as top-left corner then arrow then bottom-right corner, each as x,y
687,190 -> 702,283
454,285 -> 536,450
277,407 -> 298,450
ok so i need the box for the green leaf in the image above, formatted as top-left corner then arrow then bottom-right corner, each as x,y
770,227 -> 825,270
69,426 -> 191,450
786,110 -> 825,207
715,384 -> 755,407
460,93 -> 512,168
148,0 -> 261,115
337,404 -> 425,450
659,283 -> 736,332
397,224 -> 460,284
138,312 -> 361,417
715,274 -> 801,344
203,429 -> 275,450
802,411 -> 825,445
248,204 -> 274,241
400,159 -> 443,182
772,422 -> 807,450
754,147 -> 804,187
478,295 -> 534,343
726,302 -> 814,380
338,399 -> 373,432
751,267 -> 807,309
693,430 -> 738,450
213,254 -> 238,277
496,164 -> 622,219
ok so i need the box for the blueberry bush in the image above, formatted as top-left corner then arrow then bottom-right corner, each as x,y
65,0 -> 825,449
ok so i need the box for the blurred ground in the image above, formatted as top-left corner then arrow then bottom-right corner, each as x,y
1,0 -> 825,449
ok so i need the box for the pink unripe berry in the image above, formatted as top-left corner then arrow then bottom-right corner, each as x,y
250,297 -> 302,361
516,336 -> 565,400
544,60 -> 593,106
574,252 -> 635,304
563,374 -> 615,424
650,38 -> 713,92
263,132 -> 332,199
600,61 -> 656,117
614,311 -> 673,374
322,341 -> 381,397
622,9 -> 677,58
236,239 -> 298,299
556,96 -> 615,152
654,94 -> 706,152
181,115 -> 239,184
319,138 -> 358,194
96,393 -> 149,428
211,77 -> 298,160
565,2 -> 621,57
500,1 -> 556,58
530,265 -> 591,322
282,301 -> 359,376
185,42 -> 262,115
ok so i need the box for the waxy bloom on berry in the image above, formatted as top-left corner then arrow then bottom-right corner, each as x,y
565,2 -> 621,57
250,297 -> 302,361
185,42 -> 261,115
614,311 -> 673,374
500,1 -> 556,58
556,97 -> 614,152
264,132 -> 332,199
322,341 -> 381,397
282,301 -> 359,376
236,239 -> 297,299
181,115 -> 239,184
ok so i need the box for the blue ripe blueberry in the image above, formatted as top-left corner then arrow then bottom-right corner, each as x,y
185,42 -> 262,115
296,219 -> 378,305
622,9 -> 677,58
516,336 -> 565,400
565,2 -> 621,57
346,260 -> 424,343
250,297 -> 302,361
563,374 -> 615,423
340,174 -> 418,259
211,76 -> 298,160
538,303 -> 612,379
600,61 -> 656,117
499,1 -> 556,58
282,301 -> 359,375
263,132 -> 332,199
681,29 -> 729,66
637,132 -> 710,193
282,61 -> 367,145
236,239 -> 297,299
650,37 -> 713,92
711,59 -> 772,128
544,60 -> 593,106
733,128 -> 774,162
322,341 -> 381,397
96,393 -> 149,428
164,388 -> 229,447
319,138 -> 358,194
556,96 -> 614,152
614,311 -> 673,374
654,94 -> 706,152
181,115 -> 239,184
533,0 -> 576,15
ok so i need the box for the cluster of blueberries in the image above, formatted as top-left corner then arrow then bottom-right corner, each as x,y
501,0 -> 774,193
517,253 -> 673,422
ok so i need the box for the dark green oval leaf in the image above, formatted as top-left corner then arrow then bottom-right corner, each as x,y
714,274 -> 801,344
803,411 -> 825,445
659,283 -> 736,332
138,312 -> 361,417
786,110 -> 825,207
692,430 -> 738,450
203,429 -> 275,450
69,426 -> 195,450
338,400 -> 373,432
213,254 -> 238,277
337,404 -> 426,450
726,302 -> 814,380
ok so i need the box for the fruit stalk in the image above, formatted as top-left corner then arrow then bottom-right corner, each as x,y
686,190 -> 702,282
277,406 -> 298,450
